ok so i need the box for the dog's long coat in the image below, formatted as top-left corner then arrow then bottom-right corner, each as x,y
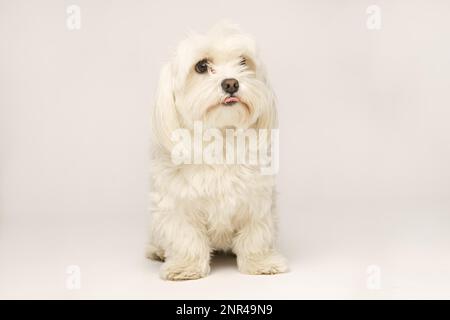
147,22 -> 287,280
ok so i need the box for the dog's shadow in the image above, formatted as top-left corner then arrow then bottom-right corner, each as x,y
210,251 -> 237,274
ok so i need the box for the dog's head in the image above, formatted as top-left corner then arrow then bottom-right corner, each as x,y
153,22 -> 276,150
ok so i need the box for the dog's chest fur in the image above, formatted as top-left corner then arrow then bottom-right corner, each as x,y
152,159 -> 275,250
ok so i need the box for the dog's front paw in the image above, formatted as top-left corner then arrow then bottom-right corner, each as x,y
160,259 -> 210,281
237,252 -> 288,275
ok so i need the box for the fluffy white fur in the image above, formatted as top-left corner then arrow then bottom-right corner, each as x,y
147,22 -> 288,280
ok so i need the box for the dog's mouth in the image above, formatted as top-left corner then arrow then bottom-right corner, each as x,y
205,96 -> 251,115
222,96 -> 240,106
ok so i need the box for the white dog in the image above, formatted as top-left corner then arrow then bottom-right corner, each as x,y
147,22 -> 287,280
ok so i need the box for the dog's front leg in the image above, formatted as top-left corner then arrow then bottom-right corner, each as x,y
233,208 -> 288,275
159,213 -> 211,281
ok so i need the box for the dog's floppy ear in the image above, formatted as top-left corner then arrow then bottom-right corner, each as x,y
152,62 -> 180,151
255,85 -> 278,131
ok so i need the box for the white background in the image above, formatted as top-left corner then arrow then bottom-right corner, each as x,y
1,0 -> 450,299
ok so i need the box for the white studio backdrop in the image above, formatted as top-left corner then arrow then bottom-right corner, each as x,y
1,0 -> 450,299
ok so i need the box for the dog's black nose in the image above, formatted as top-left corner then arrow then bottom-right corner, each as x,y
221,78 -> 239,94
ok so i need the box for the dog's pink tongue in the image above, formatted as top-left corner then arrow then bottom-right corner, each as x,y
224,97 -> 240,104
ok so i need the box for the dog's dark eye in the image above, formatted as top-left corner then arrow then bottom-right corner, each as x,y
195,59 -> 208,74
240,57 -> 247,66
